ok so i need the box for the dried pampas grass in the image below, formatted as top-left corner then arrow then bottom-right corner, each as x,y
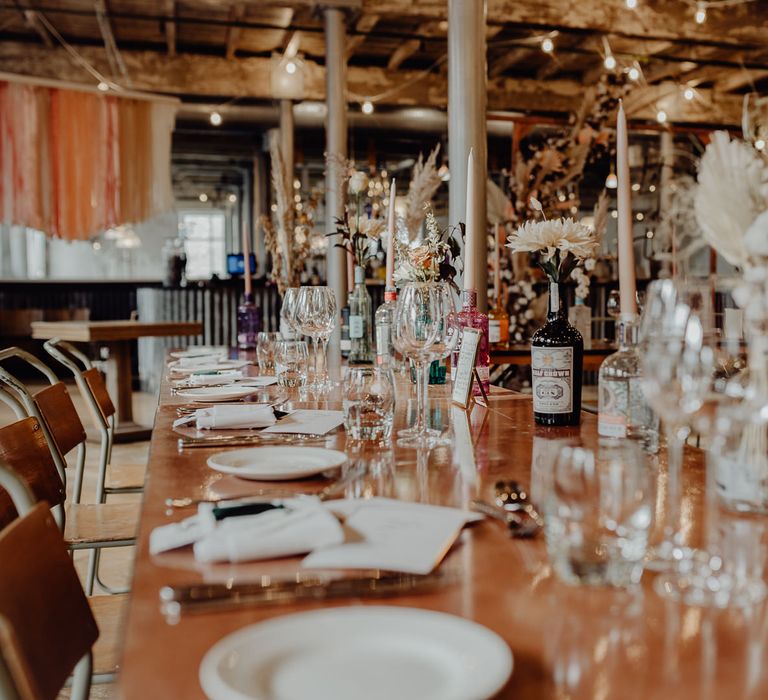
404,144 -> 442,240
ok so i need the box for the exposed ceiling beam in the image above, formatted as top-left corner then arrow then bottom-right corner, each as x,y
163,0 -> 176,57
225,4 -> 245,60
15,2 -> 53,48
352,0 -> 768,48
489,47 -> 532,79
715,68 -> 768,93
0,42 -> 744,124
346,13 -> 380,58
387,38 -> 420,70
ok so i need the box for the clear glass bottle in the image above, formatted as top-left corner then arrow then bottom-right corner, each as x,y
449,289 -> 490,395
568,299 -> 592,350
348,266 -> 374,365
488,299 -> 510,350
236,292 -> 262,350
531,282 -> 583,426
375,287 -> 399,370
597,318 -> 659,452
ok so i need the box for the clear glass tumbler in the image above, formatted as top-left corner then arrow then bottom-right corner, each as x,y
343,367 -> 395,442
275,340 -> 308,388
544,440 -> 653,588
256,332 -> 280,374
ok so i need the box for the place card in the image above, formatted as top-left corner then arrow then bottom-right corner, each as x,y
302,497 -> 475,575
451,327 -> 483,409
261,409 -> 344,436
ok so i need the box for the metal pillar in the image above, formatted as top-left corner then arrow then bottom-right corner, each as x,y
252,154 -> 267,278
448,0 -> 488,311
659,131 -> 674,277
324,7 -> 348,374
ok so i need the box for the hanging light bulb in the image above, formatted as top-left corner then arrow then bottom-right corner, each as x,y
541,37 -> 554,53
228,193 -> 237,203
656,109 -> 668,123
605,168 -> 618,189
626,0 -> 638,8
97,81 -> 109,92
199,193 -> 209,203
604,54 -> 617,71
756,139 -> 766,151
628,66 -> 641,81
683,86 -> 696,101
285,60 -> 297,74
695,2 -> 707,24
361,100 -> 374,115
209,111 -> 223,126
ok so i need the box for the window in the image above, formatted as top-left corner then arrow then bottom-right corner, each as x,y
179,210 -> 227,280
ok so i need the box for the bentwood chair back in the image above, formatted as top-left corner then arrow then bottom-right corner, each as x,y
0,417 -> 137,595
42,339 -> 144,499
0,418 -> 65,531
0,502 -> 98,700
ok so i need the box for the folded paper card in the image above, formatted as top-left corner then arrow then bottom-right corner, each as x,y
302,497 -> 477,575
261,409 -> 344,436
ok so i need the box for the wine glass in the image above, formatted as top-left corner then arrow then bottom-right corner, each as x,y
296,286 -> 337,392
640,279 -> 714,571
394,282 -> 442,445
280,288 -> 301,339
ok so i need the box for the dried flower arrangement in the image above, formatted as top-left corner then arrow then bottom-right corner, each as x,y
506,197 -> 601,285
403,144 -> 443,240
394,207 -> 462,291
261,138 -> 315,295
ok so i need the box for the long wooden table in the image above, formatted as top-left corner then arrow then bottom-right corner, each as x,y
118,370 -> 768,699
31,320 -> 202,441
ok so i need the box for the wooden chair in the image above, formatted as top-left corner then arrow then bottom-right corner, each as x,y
0,417 -> 137,596
0,347 -> 145,503
42,339 -> 145,498
0,499 -> 98,700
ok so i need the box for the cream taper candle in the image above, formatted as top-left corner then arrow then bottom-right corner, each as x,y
464,148 -> 476,291
616,100 -> 638,318
242,221 -> 252,296
386,179 -> 396,289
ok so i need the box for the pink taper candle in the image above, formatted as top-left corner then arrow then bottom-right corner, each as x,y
242,221 -> 252,296
386,179 -> 396,289
464,148 -> 476,291
616,100 -> 638,318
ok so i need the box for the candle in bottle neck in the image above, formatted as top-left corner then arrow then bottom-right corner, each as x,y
386,178 -> 396,289
241,222 -> 252,296
616,100 -> 638,318
494,222 -> 502,304
464,148 -> 476,292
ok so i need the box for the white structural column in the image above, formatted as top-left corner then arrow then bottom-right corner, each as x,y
279,99 -> 295,199
448,0 -> 488,311
324,7 -> 348,371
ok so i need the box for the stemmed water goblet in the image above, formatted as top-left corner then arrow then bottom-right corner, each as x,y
394,282 -> 442,445
280,287 -> 301,339
296,286 -> 337,392
640,279 -> 714,571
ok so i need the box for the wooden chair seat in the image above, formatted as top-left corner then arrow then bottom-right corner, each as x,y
89,594 -> 129,677
105,462 -> 146,492
64,502 -> 139,547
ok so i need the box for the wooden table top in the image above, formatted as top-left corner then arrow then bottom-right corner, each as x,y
30,320 -> 203,342
117,368 -> 768,700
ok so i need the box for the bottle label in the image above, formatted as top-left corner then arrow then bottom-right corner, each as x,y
349,315 -> 363,339
531,346 -> 573,414
598,377 -> 628,438
340,339 -> 351,352
489,320 -> 501,344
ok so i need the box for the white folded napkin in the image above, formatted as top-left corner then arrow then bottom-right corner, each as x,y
192,372 -> 242,385
196,404 -> 276,429
176,354 -> 227,368
194,500 -> 344,564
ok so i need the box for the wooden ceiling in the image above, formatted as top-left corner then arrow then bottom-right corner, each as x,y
1,0 -> 766,125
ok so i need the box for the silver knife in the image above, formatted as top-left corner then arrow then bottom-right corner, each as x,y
160,572 -> 447,617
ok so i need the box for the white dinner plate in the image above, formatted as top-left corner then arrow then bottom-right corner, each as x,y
199,606 -> 513,700
175,386 -> 259,402
206,446 -> 347,480
169,360 -> 249,375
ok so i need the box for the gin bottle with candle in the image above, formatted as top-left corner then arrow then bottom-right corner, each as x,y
237,225 -> 261,350
375,179 -> 400,370
448,149 -> 490,395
